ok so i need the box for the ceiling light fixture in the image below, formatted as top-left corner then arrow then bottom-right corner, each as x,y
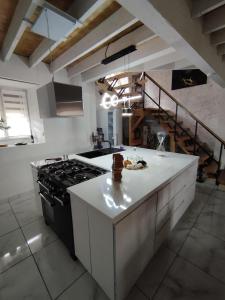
122,107 -> 133,117
100,93 -> 112,109
100,93 -> 142,110
101,45 -> 136,65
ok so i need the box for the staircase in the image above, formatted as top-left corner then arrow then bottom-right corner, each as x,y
143,73 -> 225,184
130,72 -> 225,185
95,70 -> 225,185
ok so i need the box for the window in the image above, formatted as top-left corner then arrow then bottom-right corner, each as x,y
0,88 -> 31,140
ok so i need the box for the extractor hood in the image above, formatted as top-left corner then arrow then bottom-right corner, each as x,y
37,81 -> 83,118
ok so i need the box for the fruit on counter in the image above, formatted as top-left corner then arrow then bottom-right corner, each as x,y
126,163 -> 143,170
137,160 -> 147,167
124,160 -> 147,170
124,160 -> 132,168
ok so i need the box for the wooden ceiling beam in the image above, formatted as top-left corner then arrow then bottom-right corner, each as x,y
50,7 -> 138,73
217,43 -> 225,55
211,28 -> 225,46
29,0 -> 106,67
67,25 -> 155,78
2,0 -> 44,61
192,0 -> 225,18
203,5 -> 225,33
117,0 -> 225,87
81,37 -> 176,82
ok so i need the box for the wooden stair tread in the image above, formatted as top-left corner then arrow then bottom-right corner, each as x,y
199,153 -> 210,164
217,169 -> 225,185
205,160 -> 218,177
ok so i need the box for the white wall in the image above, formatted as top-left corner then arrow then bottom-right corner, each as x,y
0,56 -> 97,200
145,70 -> 225,166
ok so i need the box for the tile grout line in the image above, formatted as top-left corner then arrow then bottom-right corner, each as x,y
54,270 -> 87,300
8,199 -> 54,300
0,253 -> 33,275
135,284 -> 151,300
176,252 -> 225,287
7,196 -> 86,300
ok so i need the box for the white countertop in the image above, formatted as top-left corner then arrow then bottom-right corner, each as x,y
59,147 -> 198,224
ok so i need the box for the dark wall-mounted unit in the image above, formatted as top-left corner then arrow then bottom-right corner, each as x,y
171,69 -> 207,90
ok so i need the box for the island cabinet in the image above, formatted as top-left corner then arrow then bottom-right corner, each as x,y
69,155 -> 198,300
155,163 -> 197,251
70,193 -> 157,300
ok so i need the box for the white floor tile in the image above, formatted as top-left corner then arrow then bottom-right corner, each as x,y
0,256 -> 50,300
58,272 -> 109,300
180,227 -> 225,284
0,229 -> 31,273
154,256 -> 225,300
0,209 -> 19,237
137,246 -> 175,299
34,239 -> 85,299
11,197 -> 42,227
22,217 -> 57,254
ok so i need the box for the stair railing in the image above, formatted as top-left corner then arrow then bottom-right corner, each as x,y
143,72 -> 225,175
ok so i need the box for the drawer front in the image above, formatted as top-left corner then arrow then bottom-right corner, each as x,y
157,164 -> 197,212
155,182 -> 196,251
115,194 -> 156,300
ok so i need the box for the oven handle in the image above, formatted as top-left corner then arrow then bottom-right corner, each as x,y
37,180 -> 50,193
39,192 -> 55,207
54,196 -> 64,207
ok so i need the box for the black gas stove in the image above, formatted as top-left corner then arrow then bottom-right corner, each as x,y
39,159 -> 107,194
38,159 -> 108,258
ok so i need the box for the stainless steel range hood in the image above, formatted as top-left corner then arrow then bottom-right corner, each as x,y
37,81 -> 83,118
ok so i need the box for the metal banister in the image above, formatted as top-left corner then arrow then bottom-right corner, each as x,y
144,72 -> 225,146
143,72 -> 225,176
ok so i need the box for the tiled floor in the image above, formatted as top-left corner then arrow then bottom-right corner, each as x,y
0,181 -> 225,300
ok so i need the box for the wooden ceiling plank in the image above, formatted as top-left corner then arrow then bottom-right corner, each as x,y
29,0 -> 107,67
2,0 -> 44,61
67,25 -> 155,78
50,7 -> 138,73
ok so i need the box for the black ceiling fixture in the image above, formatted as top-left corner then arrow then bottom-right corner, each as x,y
101,45 -> 137,65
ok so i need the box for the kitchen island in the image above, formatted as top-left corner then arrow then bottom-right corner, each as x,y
67,147 -> 198,300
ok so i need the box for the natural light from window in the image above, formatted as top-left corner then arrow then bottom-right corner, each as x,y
0,88 -> 31,140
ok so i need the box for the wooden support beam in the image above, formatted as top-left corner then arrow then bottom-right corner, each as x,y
114,79 -> 146,90
67,25 -> 155,78
211,28 -> 225,45
2,0 -> 44,61
203,5 -> 225,33
118,0 -> 225,87
192,0 -> 225,18
51,7 -> 138,73
29,0 -> 105,67
217,43 -> 225,55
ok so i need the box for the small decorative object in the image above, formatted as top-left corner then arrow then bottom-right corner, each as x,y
0,117 -> 10,131
112,153 -> 124,182
156,131 -> 166,152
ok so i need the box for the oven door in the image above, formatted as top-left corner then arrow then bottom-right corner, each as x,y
39,191 -> 55,226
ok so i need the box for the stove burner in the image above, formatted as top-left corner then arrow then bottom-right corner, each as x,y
39,159 -> 108,191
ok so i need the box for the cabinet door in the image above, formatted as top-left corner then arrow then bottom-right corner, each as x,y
115,194 -> 156,300
70,195 -> 91,273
